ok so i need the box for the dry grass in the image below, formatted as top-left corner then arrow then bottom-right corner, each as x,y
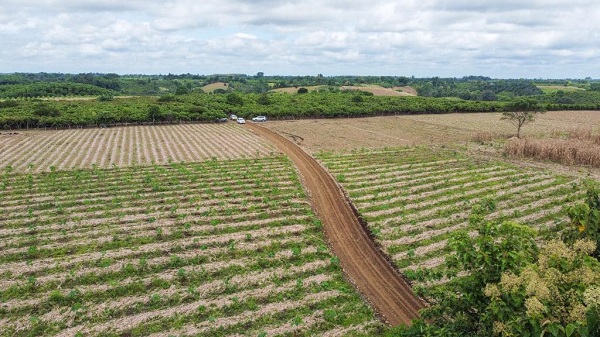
200,82 -> 229,92
340,85 -> 414,96
566,128 -> 600,144
504,129 -> 600,168
270,85 -> 417,96
270,86 -> 323,93
264,111 -> 600,153
471,131 -> 495,144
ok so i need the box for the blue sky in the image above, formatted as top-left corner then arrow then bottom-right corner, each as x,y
1,0 -> 599,78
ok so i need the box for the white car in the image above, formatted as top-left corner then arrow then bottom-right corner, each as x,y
252,116 -> 267,122
230,114 -> 237,120
237,117 -> 246,124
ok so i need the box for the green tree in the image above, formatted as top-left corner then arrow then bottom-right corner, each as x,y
297,87 -> 309,94
148,105 -> 160,124
175,86 -> 189,95
257,93 -> 271,105
226,92 -> 244,106
501,98 -> 545,138
33,103 -> 60,117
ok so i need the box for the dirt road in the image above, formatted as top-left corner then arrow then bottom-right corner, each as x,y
246,123 -> 425,325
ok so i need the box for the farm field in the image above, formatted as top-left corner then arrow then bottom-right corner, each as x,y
2,113 -> 599,335
270,85 -> 415,96
0,124 -> 276,173
264,111 -> 600,152
0,156 -> 382,336
316,147 -> 587,290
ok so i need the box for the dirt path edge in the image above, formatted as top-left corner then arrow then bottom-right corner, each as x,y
246,123 -> 425,326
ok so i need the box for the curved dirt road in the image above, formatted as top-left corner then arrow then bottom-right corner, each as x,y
247,123 -> 425,326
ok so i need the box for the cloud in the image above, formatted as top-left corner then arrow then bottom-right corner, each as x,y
0,0 -> 599,77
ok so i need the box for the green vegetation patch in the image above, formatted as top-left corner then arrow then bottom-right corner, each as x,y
0,156 -> 382,336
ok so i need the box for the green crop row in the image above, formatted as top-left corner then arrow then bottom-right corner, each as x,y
0,155 -> 383,336
317,147 -> 585,293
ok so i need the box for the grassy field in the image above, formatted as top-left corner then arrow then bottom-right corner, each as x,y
0,156 -> 382,336
536,85 -> 586,93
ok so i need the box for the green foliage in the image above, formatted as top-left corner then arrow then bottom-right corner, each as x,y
157,94 -> 177,102
0,82 -> 115,98
485,239 -> 600,337
420,213 -> 538,336
564,181 -> 600,257
413,77 -> 542,100
33,103 -> 60,117
97,93 -> 114,101
226,92 -> 244,106
297,87 -> 309,94
256,92 -> 271,105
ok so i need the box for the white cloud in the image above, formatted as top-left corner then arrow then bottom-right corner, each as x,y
0,0 -> 599,77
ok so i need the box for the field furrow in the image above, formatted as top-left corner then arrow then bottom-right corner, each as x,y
0,124 -> 278,173
317,147 -> 586,289
0,154 -> 380,337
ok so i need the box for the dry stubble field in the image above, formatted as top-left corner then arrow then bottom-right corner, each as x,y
263,111 -> 600,153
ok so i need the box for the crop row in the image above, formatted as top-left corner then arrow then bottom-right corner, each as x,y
0,156 -> 381,336
0,124 -> 277,173
317,147 -> 583,290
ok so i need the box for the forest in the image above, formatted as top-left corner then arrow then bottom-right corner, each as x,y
0,73 -> 599,129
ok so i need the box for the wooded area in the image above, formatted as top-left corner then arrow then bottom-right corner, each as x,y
0,73 -> 598,129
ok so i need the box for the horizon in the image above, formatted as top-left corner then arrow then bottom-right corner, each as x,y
0,72 -> 597,81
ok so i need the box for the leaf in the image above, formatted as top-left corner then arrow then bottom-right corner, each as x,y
565,323 -> 576,337
546,323 -> 561,337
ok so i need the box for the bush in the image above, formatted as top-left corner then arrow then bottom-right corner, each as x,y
564,181 -> 600,257
485,239 -> 600,337
419,213 -> 538,336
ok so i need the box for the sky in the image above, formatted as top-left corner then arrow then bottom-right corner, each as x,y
1,0 -> 599,78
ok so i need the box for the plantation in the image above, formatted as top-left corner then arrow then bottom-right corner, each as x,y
0,156 -> 382,336
1,111 -> 599,336
0,124 -> 276,172
316,147 -> 586,289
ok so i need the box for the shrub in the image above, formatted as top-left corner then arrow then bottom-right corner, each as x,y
564,181 -> 600,257
485,239 -> 600,337
419,216 -> 538,336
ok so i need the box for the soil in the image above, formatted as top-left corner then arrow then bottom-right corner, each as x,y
263,111 -> 600,154
340,85 -> 414,96
246,123 -> 425,326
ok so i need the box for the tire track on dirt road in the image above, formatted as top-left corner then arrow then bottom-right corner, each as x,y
246,123 -> 425,326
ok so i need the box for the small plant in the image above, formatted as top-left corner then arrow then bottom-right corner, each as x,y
564,181 -> 600,257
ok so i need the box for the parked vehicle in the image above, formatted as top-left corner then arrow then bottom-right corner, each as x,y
237,117 -> 246,124
230,114 -> 237,120
252,116 -> 267,122
215,117 -> 228,123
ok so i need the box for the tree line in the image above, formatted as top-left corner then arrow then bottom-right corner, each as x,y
2,89 -> 600,130
0,91 -> 503,129
1,72 -> 599,100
